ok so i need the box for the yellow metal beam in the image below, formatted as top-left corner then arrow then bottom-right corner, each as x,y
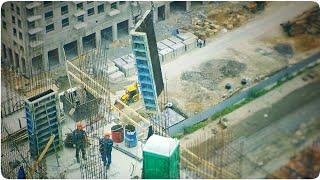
181,156 -> 214,178
66,61 -> 151,125
181,147 -> 237,178
28,135 -> 55,178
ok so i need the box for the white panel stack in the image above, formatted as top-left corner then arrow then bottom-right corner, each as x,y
112,55 -> 137,77
168,36 -> 183,44
113,58 -> 127,72
159,48 -> 174,63
157,42 -> 168,51
107,65 -> 119,75
182,38 -> 197,52
109,71 -> 125,82
170,42 -> 185,57
160,39 -> 175,47
176,32 -> 197,52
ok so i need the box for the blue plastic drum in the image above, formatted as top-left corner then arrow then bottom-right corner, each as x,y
125,124 -> 137,148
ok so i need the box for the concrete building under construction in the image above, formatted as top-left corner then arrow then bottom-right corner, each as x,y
2,1 -> 319,179
0,1 -> 205,76
1,1 -> 178,76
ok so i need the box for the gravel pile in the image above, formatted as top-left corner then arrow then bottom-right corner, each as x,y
274,43 -> 294,58
181,59 -> 247,91
219,60 -> 247,77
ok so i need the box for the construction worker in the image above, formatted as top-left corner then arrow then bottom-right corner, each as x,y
17,166 -> 26,179
99,130 -> 113,168
72,122 -> 87,163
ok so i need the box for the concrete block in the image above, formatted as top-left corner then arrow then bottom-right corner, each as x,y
171,42 -> 185,57
159,48 -> 174,63
160,39 -> 175,47
176,32 -> 198,41
107,65 -> 119,75
182,38 -> 197,52
122,63 -> 136,77
113,58 -> 127,71
109,71 -> 125,82
168,36 -> 183,44
121,55 -> 135,64
157,42 -> 168,51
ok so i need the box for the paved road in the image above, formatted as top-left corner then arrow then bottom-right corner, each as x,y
240,80 -> 320,178
162,2 -> 316,86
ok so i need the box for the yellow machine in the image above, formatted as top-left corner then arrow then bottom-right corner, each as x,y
120,82 -> 139,105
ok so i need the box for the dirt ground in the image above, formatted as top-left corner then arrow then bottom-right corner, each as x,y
162,1 -> 319,117
180,65 -> 320,178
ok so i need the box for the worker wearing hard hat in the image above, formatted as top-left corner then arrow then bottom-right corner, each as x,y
99,130 -> 113,169
72,122 -> 88,163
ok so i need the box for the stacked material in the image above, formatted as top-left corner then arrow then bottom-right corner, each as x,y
109,71 -> 125,82
170,42 -> 185,57
113,58 -> 127,71
120,54 -> 136,77
281,6 -> 320,37
99,60 -> 119,79
176,32 -> 197,52
156,32 -> 197,63
112,55 -> 136,77
158,47 -> 174,63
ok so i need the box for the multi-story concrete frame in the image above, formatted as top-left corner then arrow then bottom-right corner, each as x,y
1,1 -> 177,76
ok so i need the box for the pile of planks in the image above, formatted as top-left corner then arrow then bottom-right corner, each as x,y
281,6 -> 320,37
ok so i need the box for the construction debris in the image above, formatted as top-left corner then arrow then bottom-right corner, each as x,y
219,60 -> 247,77
281,6 -> 320,37
269,138 -> 320,178
274,43 -> 294,58
192,3 -> 257,39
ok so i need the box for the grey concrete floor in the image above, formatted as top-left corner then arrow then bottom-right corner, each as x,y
45,116 -> 144,179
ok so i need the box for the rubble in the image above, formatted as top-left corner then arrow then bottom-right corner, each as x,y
281,6 -> 320,37
219,60 -> 247,77
274,43 -> 294,58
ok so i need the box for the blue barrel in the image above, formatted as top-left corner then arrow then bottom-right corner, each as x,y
125,124 -> 137,148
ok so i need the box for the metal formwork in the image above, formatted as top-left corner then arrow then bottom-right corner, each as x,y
24,89 -> 62,159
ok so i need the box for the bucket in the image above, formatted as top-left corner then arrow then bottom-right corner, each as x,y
111,125 -> 124,143
125,124 -> 137,148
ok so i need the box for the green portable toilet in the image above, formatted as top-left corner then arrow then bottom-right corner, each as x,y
142,135 -> 180,179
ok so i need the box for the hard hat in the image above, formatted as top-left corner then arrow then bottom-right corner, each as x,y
104,130 -> 111,136
76,122 -> 83,129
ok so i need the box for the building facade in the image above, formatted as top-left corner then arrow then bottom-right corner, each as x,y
1,1 -> 178,76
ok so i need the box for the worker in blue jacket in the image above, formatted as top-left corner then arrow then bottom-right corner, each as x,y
72,122 -> 87,163
99,131 -> 113,168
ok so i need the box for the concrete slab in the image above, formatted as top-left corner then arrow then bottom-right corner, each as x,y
176,32 -> 198,41
171,42 -> 186,57
1,110 -> 26,138
160,39 -> 175,47
182,38 -> 197,52
45,117 -> 144,179
109,71 -> 125,82
121,55 -> 135,64
122,63 -> 136,77
168,36 -> 183,44
159,48 -> 174,63
157,42 -> 168,51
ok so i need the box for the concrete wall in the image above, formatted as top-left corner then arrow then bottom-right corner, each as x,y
167,52 -> 320,136
1,1 -> 172,76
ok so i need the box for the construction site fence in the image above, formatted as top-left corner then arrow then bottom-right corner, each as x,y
167,52 -> 320,136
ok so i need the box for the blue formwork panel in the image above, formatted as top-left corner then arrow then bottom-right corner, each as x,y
24,89 -> 62,159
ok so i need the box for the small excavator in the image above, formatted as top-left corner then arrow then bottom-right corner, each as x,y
120,82 -> 140,104
114,82 -> 140,109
